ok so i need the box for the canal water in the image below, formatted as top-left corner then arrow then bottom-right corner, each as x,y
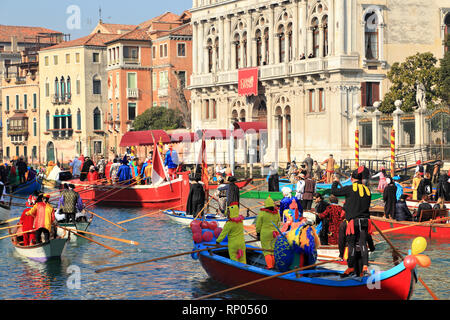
0,198 -> 448,300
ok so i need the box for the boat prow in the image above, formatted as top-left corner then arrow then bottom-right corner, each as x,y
164,210 -> 256,228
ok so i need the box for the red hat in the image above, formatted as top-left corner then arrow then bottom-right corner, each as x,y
416,160 -> 421,165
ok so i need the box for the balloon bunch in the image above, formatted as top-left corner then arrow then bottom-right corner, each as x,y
403,237 -> 431,270
190,220 -> 222,244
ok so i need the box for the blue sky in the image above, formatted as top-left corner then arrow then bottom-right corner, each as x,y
0,0 -> 192,39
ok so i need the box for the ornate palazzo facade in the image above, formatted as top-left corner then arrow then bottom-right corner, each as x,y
189,0 -> 449,165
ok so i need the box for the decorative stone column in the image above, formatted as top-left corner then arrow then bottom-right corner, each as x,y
193,22 -> 198,75
371,102 -> 382,150
337,0 -> 346,55
393,100 -> 404,150
269,5 -> 275,65
219,17 -> 224,71
414,107 -> 427,148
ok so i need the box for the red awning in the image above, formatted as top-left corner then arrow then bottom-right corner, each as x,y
233,121 -> 267,133
170,132 -> 197,143
119,130 -> 171,147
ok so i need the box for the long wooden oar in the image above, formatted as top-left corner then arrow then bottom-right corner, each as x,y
0,229 -> 35,241
117,204 -> 184,225
195,258 -> 340,300
4,217 -> 20,224
369,220 -> 439,300
193,196 -> 214,221
95,239 -> 260,274
84,209 -> 127,232
58,226 -> 123,255
0,224 -> 22,231
65,229 -> 139,246
240,183 -> 265,196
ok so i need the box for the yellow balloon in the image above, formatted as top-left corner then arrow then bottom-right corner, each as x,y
415,254 -> 431,268
412,237 -> 427,255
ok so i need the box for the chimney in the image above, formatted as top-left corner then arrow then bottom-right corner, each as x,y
11,36 -> 18,52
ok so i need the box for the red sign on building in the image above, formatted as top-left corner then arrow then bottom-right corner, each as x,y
238,67 -> 258,96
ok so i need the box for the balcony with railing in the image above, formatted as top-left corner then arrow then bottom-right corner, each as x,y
190,54 -> 361,88
50,128 -> 74,140
8,126 -> 29,137
51,93 -> 72,105
127,88 -> 139,99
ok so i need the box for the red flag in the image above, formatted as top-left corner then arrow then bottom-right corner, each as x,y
151,137 -> 168,185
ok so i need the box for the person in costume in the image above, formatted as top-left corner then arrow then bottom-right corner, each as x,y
372,168 -> 388,193
316,195 -> 345,245
216,202 -> 246,264
109,158 -> 121,184
218,176 -> 240,207
331,167 -> 372,277
70,155 -> 82,178
80,157 -> 94,181
383,177 -> 397,219
321,154 -> 336,184
87,166 -> 99,182
164,145 -> 179,180
255,197 -> 280,269
57,183 -> 84,223
285,220 -> 321,269
186,175 -> 206,217
27,194 -> 56,244
117,155 -> 132,184
279,187 -> 302,222
281,199 -> 305,233
19,194 -> 38,246
411,171 -> 422,200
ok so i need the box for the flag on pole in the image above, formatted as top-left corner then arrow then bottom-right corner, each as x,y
151,134 -> 168,185
198,132 -> 209,197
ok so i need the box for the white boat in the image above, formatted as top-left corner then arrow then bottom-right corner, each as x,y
163,210 -> 257,228
56,217 -> 93,241
0,203 -> 11,225
9,228 -> 68,262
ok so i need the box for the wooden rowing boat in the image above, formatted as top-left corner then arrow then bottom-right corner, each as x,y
279,178 -> 352,191
0,203 -> 11,225
405,198 -> 450,214
163,210 -> 256,228
9,178 -> 43,196
193,242 -> 416,300
9,228 -> 68,262
369,213 -> 450,239
72,172 -> 191,209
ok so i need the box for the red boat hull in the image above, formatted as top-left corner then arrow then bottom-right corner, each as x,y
72,172 -> 190,209
199,253 -> 415,300
207,179 -> 253,190
371,215 -> 450,239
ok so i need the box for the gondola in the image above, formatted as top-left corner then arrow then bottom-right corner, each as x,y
163,210 -> 256,228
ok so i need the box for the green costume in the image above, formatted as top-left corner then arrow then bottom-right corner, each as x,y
255,197 -> 280,257
216,202 -> 246,264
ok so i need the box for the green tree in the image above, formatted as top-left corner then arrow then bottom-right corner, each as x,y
380,52 -> 441,113
132,106 -> 185,131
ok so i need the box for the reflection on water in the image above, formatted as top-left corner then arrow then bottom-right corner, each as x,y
0,200 -> 448,300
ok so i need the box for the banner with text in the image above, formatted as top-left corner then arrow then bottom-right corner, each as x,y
238,67 -> 258,96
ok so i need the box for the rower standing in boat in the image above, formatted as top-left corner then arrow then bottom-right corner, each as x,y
218,176 -> 240,208
19,194 -> 37,246
26,194 -> 56,244
331,167 -> 372,277
57,183 -> 84,223
216,202 -> 246,264
117,155 -> 132,184
186,175 -> 206,217
383,177 -> 397,219
255,197 -> 280,270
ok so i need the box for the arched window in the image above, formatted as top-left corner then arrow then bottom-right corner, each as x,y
60,109 -> 66,137
67,109 -> 72,129
77,109 -> 81,130
278,25 -> 285,63
93,107 -> 101,130
54,77 -> 59,98
46,111 -> 50,131
60,76 -> 65,100
256,30 -> 262,66
323,16 -> 329,57
312,18 -> 319,58
93,75 -> 101,94
54,109 -> 60,130
445,14 -> 450,52
33,118 -> 37,136
364,12 -> 379,60
234,34 -> 241,69
67,76 -> 71,98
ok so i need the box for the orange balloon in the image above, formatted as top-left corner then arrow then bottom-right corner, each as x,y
415,254 -> 431,268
